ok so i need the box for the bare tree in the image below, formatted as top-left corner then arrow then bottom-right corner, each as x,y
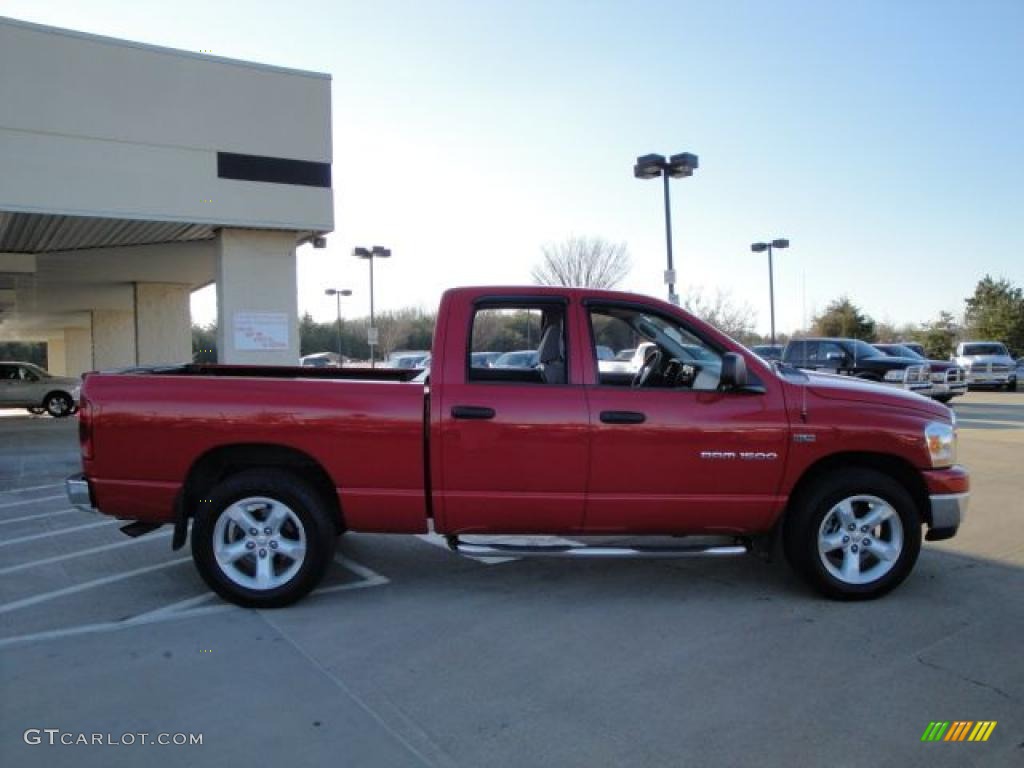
682,287 -> 758,341
532,236 -> 631,289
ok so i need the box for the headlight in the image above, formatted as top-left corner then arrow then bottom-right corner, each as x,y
925,421 -> 956,467
883,369 -> 905,382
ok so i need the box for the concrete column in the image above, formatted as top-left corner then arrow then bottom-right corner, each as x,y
215,229 -> 299,365
44,326 -> 94,377
65,327 -> 94,376
46,333 -> 68,376
134,282 -> 192,365
92,310 -> 135,370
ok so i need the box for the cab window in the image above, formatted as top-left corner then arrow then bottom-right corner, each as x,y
468,304 -> 567,385
588,305 -> 724,391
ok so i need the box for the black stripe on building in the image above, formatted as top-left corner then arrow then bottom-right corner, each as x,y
217,152 -> 331,188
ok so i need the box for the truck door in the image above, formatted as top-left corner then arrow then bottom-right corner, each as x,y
582,302 -> 790,534
434,297 -> 589,534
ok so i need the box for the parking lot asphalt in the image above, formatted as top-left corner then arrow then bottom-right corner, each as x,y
0,392 -> 1021,768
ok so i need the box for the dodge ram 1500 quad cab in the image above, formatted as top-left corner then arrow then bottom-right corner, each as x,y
67,287 -> 968,607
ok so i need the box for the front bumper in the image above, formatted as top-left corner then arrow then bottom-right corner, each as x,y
922,465 -> 969,541
966,371 -> 1011,386
927,493 -> 968,540
66,473 -> 97,514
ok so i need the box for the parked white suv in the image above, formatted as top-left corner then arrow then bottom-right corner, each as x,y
952,342 -> 1017,391
0,362 -> 80,417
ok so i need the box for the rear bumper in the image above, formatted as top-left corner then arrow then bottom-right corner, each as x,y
66,473 -> 97,514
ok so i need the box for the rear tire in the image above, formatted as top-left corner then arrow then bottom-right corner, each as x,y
933,395 -> 953,404
43,392 -> 74,418
191,469 -> 336,608
783,468 -> 921,600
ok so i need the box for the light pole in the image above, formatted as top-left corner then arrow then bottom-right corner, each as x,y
634,152 -> 699,305
353,245 -> 391,367
324,288 -> 352,365
751,239 -> 789,347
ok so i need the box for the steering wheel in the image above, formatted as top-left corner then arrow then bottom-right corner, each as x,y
632,348 -> 663,388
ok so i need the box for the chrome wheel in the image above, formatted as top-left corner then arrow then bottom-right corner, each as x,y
817,494 -> 904,585
212,496 -> 307,591
45,393 -> 72,417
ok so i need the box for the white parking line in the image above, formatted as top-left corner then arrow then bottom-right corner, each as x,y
0,508 -> 77,526
0,519 -> 116,547
0,482 -> 64,495
0,493 -> 65,510
0,529 -> 173,576
0,554 -> 389,649
333,553 -> 391,586
0,556 -> 192,616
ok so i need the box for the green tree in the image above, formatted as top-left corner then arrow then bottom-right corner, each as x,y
811,297 -> 877,341
911,311 -> 959,360
964,275 -> 1024,354
191,323 -> 217,363
0,341 -> 47,367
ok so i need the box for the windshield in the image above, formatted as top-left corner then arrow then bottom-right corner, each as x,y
963,343 -> 1007,356
878,344 -> 923,360
850,340 -> 882,359
22,363 -> 51,378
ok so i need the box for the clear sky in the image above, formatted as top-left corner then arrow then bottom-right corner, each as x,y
6,0 -> 1023,334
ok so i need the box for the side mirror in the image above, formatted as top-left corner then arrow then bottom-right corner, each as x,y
720,352 -> 748,390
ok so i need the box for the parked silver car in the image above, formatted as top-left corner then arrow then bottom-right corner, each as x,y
0,362 -> 80,417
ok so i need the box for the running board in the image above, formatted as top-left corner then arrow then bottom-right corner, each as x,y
446,537 -> 750,559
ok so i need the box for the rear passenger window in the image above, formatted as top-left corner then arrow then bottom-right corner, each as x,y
468,305 -> 567,384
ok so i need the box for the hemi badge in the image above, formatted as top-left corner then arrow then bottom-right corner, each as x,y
793,434 -> 816,443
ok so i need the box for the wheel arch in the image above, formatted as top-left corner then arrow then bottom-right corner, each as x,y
785,452 -> 931,527
178,444 -> 343,545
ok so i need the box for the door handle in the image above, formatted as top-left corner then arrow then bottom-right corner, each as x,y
600,410 -> 646,425
451,405 -> 496,420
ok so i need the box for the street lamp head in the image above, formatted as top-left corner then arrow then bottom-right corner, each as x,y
633,153 -> 667,180
353,246 -> 372,259
667,152 -> 699,178
751,242 -> 769,253
771,238 -> 790,249
325,288 -> 353,297
371,246 -> 391,259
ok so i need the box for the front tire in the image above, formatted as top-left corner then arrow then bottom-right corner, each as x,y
784,468 -> 921,600
192,469 -> 336,608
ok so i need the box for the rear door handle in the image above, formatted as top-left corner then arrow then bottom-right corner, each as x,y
451,405 -> 496,420
600,410 -> 646,425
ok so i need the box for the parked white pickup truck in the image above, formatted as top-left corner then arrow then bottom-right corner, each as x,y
0,361 -> 80,417
952,342 -> 1017,390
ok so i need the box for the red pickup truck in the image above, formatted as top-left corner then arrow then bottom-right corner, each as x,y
66,286 -> 968,607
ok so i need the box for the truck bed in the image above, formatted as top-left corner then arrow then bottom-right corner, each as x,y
81,366 -> 428,533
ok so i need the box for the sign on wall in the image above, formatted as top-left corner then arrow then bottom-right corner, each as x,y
233,311 -> 289,351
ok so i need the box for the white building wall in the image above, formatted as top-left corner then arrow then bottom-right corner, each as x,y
0,17 -> 333,231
